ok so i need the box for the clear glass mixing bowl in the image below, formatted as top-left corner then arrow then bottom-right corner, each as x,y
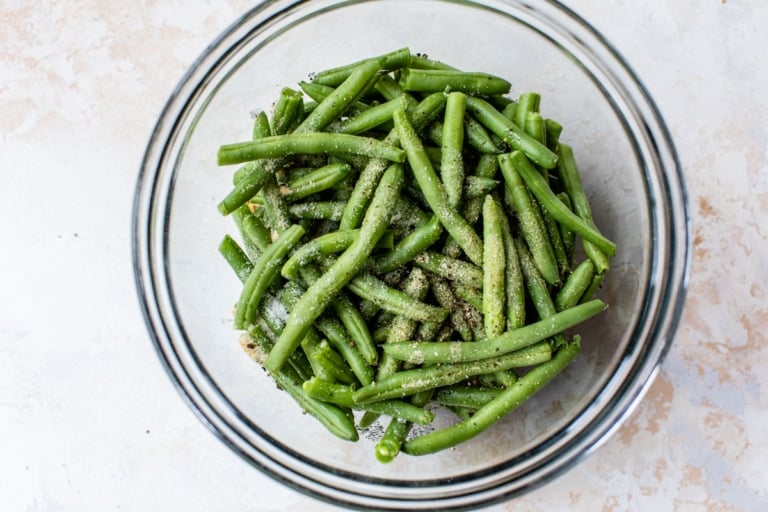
132,0 -> 689,509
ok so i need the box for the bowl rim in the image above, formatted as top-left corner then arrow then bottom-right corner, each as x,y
132,0 -> 690,509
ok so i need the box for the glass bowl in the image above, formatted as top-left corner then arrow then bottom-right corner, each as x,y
132,0 -> 689,509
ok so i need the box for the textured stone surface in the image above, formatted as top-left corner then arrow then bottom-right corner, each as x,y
1,1 -> 766,510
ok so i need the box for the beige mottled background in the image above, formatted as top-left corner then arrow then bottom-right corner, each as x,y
1,1 -> 766,511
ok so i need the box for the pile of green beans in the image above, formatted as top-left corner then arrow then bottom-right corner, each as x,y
215,47 -> 615,462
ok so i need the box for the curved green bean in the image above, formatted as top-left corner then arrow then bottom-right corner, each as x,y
403,338 -> 580,455
234,224 -> 305,329
556,259 -> 596,311
281,162 -> 352,201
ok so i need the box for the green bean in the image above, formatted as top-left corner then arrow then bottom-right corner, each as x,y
249,303 -> 315,382
394,107 -> 484,266
466,96 -> 558,169
252,110 -> 271,140
465,115 -> 502,154
542,205 -> 571,279
384,268 -> 431,343
380,299 -> 604,365
336,96 -> 408,135
556,143 -> 614,270
430,276 -> 474,341
298,328 -> 338,383
217,132 -> 404,166
556,259 -> 596,311
442,153 -> 500,260
312,340 -> 358,385
282,229 -> 393,280
580,273 -> 605,304
402,338 -> 580,455
299,81 -> 346,104
525,112 -> 546,147
240,336 -> 358,441
339,92 -> 446,230
425,120 -> 444,147
373,74 -> 417,106
498,152 -> 560,286
415,317 -> 445,341
295,59 -> 383,133
498,205 -> 526,329
482,195 -> 506,338
466,176 -> 500,199
344,273 -> 448,323
260,174 -> 292,233
265,164 -> 403,372
271,87 -> 304,135
281,162 -> 352,201
303,378 -> 434,426
515,92 -> 541,131
311,48 -> 411,86
413,251 -> 484,290
282,231 -> 359,280
371,215 -> 443,273
398,68 -> 511,96
232,205 -> 271,254
556,192 -> 576,262
544,118 -> 563,152
234,224 -> 305,329
218,234 -> 253,283
502,101 -> 517,122
482,369 -> 518,388
509,150 -> 617,257
434,386 -> 503,409
218,160 -> 277,215
408,53 -> 457,71
441,91 -> 467,208
288,201 -> 346,221
514,237 -> 559,322
375,388 -> 433,460
452,283 -> 484,312
353,342 -> 552,403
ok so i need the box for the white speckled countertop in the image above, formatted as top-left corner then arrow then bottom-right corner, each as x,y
2,1 -> 766,510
